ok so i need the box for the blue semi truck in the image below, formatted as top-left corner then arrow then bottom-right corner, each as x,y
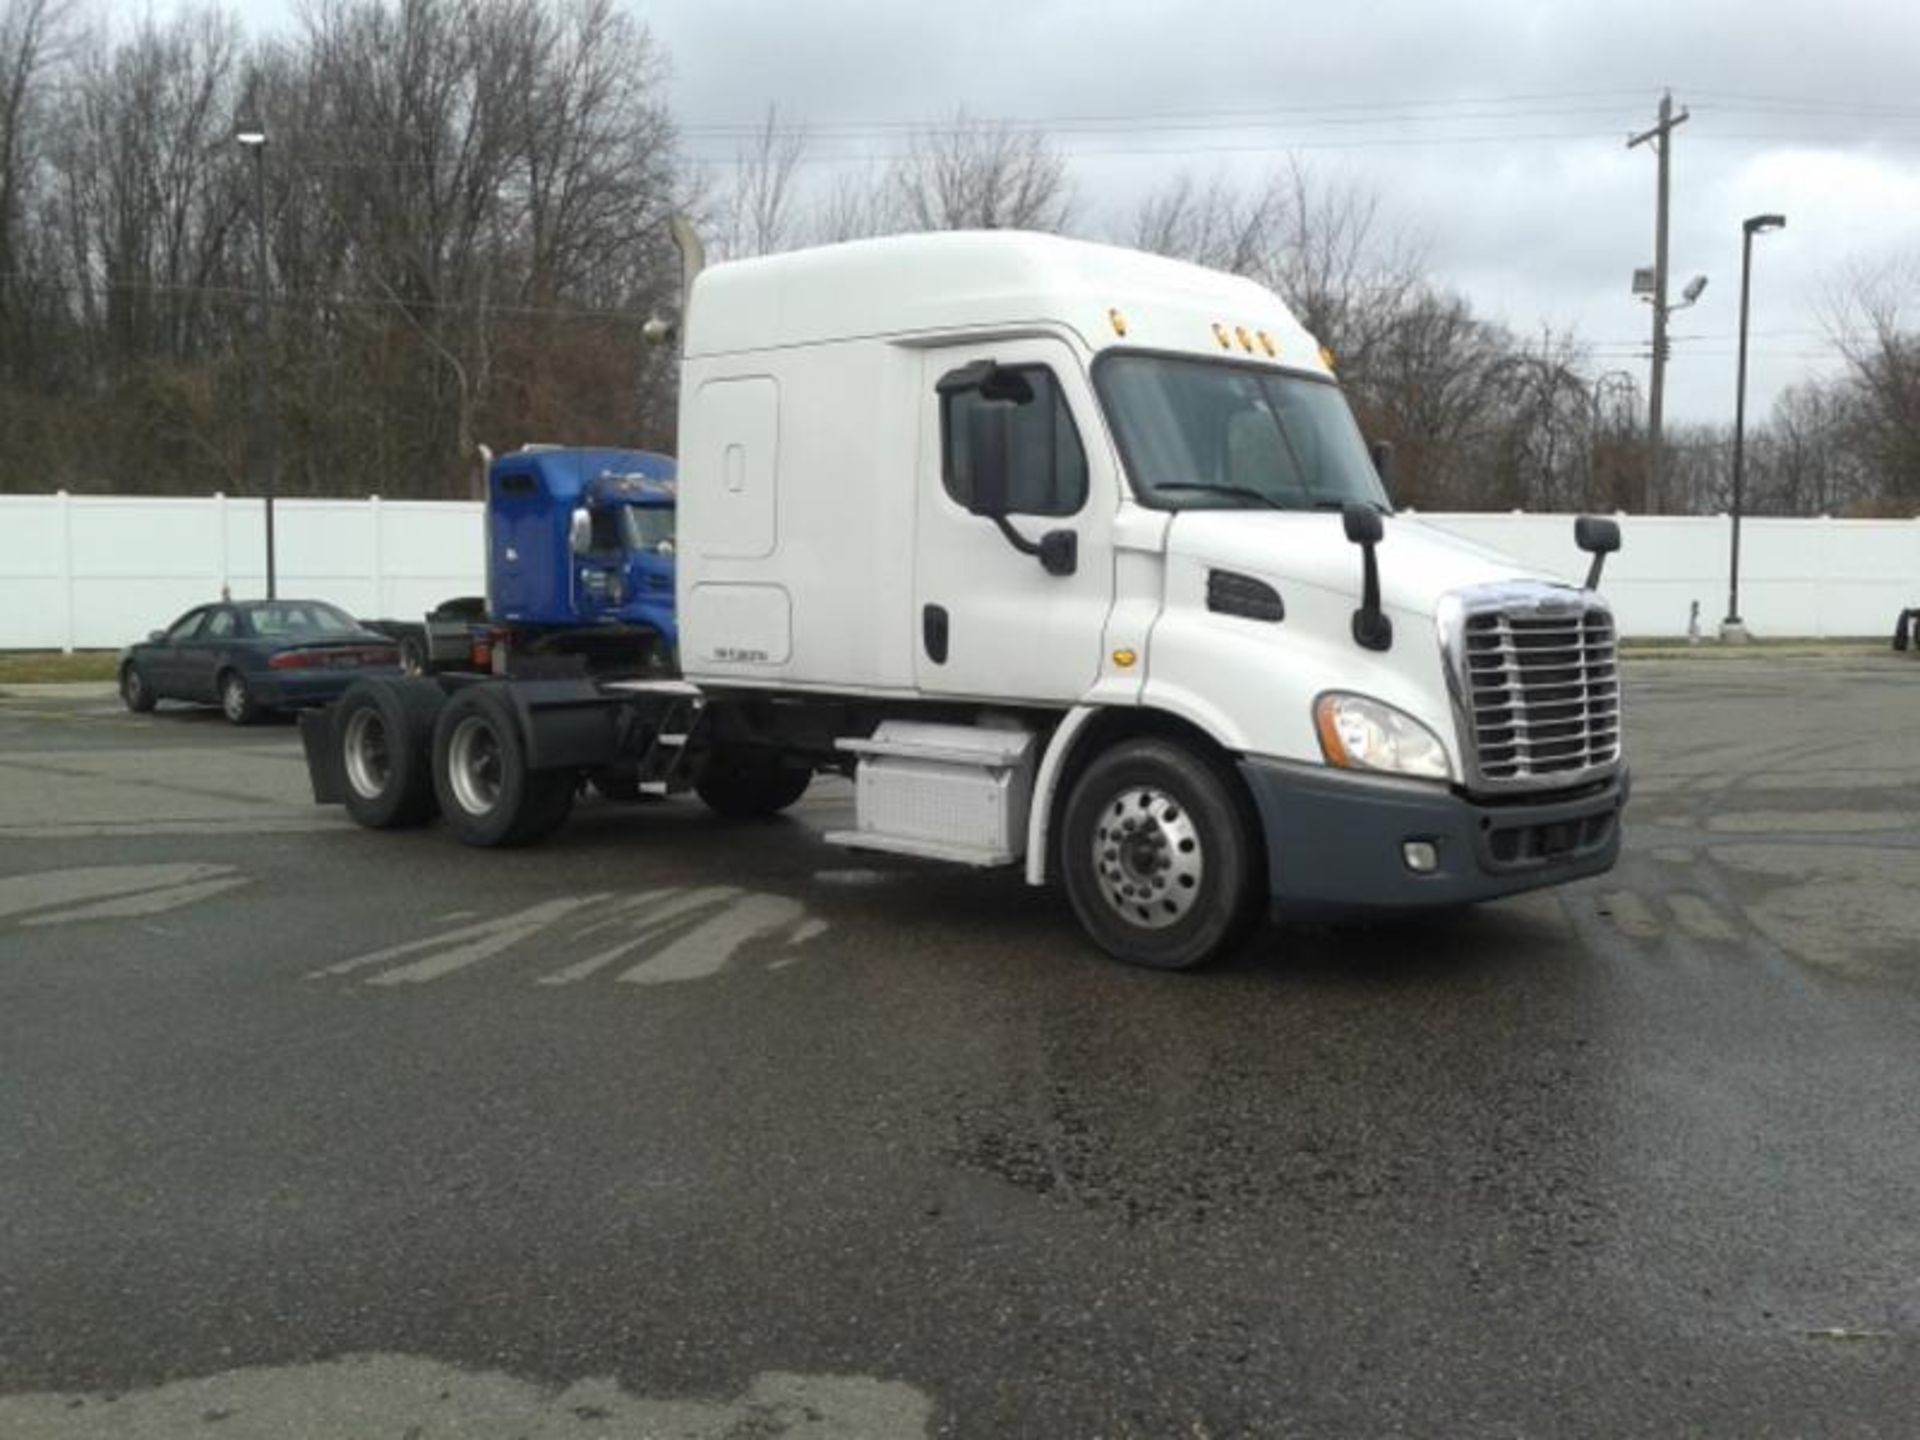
376,447 -> 678,677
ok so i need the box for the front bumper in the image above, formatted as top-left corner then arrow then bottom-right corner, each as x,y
1239,758 -> 1628,919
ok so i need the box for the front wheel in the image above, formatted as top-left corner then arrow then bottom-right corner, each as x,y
1059,738 -> 1262,971
120,663 -> 156,714
431,686 -> 574,847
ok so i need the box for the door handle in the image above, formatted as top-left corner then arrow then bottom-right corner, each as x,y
922,605 -> 949,665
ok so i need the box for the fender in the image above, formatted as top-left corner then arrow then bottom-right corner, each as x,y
1023,699 -> 1245,886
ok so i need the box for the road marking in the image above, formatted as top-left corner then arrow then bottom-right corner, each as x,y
308,895 -> 609,984
0,1354 -> 933,1439
21,875 -> 249,926
1667,891 -> 1740,943
538,887 -> 742,984
0,863 -> 246,927
619,892 -> 807,986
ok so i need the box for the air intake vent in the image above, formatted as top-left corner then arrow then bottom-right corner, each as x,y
1207,570 -> 1285,623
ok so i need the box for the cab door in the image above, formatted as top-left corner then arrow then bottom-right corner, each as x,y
914,339 -> 1115,701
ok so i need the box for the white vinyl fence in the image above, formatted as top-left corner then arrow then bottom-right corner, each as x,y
1,493 -> 484,651
2,491 -> 1916,650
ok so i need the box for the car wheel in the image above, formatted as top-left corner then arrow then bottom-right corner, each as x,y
120,662 -> 156,714
1059,738 -> 1262,971
219,670 -> 259,726
431,686 -> 575,847
336,678 -> 442,828
693,749 -> 811,819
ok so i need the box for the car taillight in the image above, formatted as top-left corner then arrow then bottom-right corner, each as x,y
269,650 -> 323,670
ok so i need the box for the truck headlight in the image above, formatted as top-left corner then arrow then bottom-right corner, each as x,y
1314,692 -> 1453,782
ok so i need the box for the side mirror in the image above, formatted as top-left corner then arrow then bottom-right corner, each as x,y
1342,502 -> 1392,652
1342,502 -> 1384,547
963,402 -> 1012,519
1575,515 -> 1621,590
1369,438 -> 1394,483
569,507 -> 593,555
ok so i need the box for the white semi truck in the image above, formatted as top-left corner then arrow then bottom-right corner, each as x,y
302,230 -> 1628,970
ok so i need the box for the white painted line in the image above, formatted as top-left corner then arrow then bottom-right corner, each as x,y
537,887 -> 741,985
308,895 -> 608,983
21,876 -> 250,926
619,893 -> 806,986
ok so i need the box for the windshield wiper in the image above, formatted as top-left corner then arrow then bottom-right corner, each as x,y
1155,483 -> 1286,511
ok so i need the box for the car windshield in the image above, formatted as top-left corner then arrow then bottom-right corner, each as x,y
618,505 -> 676,553
1095,353 -> 1389,513
248,602 -> 358,637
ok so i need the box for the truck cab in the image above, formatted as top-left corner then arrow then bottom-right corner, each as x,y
487,447 -> 678,663
310,231 -> 1627,972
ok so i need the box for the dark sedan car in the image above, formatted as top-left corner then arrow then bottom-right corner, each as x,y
119,600 -> 401,724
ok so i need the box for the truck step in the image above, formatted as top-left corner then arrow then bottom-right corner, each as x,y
602,679 -> 704,697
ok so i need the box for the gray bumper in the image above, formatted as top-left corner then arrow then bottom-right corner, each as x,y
1239,758 -> 1628,919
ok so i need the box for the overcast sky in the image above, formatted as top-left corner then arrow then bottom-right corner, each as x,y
227,0 -> 1920,425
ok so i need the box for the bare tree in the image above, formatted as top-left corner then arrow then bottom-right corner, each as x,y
0,0 -> 72,382
1825,256 -> 1920,508
888,109 -> 1070,232
715,105 -> 805,259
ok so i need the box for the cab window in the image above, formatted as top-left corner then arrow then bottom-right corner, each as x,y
941,365 -> 1088,517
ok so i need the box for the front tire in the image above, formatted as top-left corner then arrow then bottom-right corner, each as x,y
1059,738 -> 1261,971
431,686 -> 574,847
120,663 -> 156,714
694,749 -> 811,819
219,669 -> 260,725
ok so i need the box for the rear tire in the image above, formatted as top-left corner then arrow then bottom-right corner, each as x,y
335,678 -> 443,828
431,686 -> 575,847
1059,738 -> 1261,971
694,749 -> 811,819
120,662 -> 156,714
219,669 -> 260,726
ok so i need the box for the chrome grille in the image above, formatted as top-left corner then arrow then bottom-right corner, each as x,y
1441,587 -> 1621,791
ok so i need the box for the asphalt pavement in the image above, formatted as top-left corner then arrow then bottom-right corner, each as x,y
1,659 -> 1917,1438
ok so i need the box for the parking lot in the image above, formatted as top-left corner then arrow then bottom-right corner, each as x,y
1,656 -> 1916,1436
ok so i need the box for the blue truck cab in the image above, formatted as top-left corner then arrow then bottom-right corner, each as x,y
486,448 -> 677,663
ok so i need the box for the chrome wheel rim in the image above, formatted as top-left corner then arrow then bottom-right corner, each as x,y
222,676 -> 247,720
123,668 -> 142,704
1091,786 -> 1203,929
447,714 -> 503,816
342,707 -> 392,800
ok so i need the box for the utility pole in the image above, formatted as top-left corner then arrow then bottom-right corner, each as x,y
1628,90 -> 1689,514
236,92 -> 276,599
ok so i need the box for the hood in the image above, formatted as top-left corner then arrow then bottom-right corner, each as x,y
1166,510 -> 1560,617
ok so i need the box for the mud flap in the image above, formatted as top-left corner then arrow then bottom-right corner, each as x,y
300,707 -> 347,805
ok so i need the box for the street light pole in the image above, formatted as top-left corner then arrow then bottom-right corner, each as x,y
236,110 -> 275,599
1722,212 -> 1786,643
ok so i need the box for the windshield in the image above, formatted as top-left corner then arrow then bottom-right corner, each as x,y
1095,354 -> 1389,513
618,505 -> 676,554
248,602 -> 358,637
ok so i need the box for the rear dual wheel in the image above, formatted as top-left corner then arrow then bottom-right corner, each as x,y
431,686 -> 574,847
335,678 -> 444,828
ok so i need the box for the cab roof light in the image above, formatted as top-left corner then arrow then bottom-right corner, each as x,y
1257,330 -> 1276,357
1235,326 -> 1254,353
1108,307 -> 1128,337
1212,322 -> 1232,349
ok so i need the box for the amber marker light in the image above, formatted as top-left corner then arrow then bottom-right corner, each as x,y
1111,648 -> 1137,668
1319,344 -> 1337,371
1109,307 -> 1128,337
1236,325 -> 1254,352
1258,330 -> 1276,357
1212,322 -> 1231,348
